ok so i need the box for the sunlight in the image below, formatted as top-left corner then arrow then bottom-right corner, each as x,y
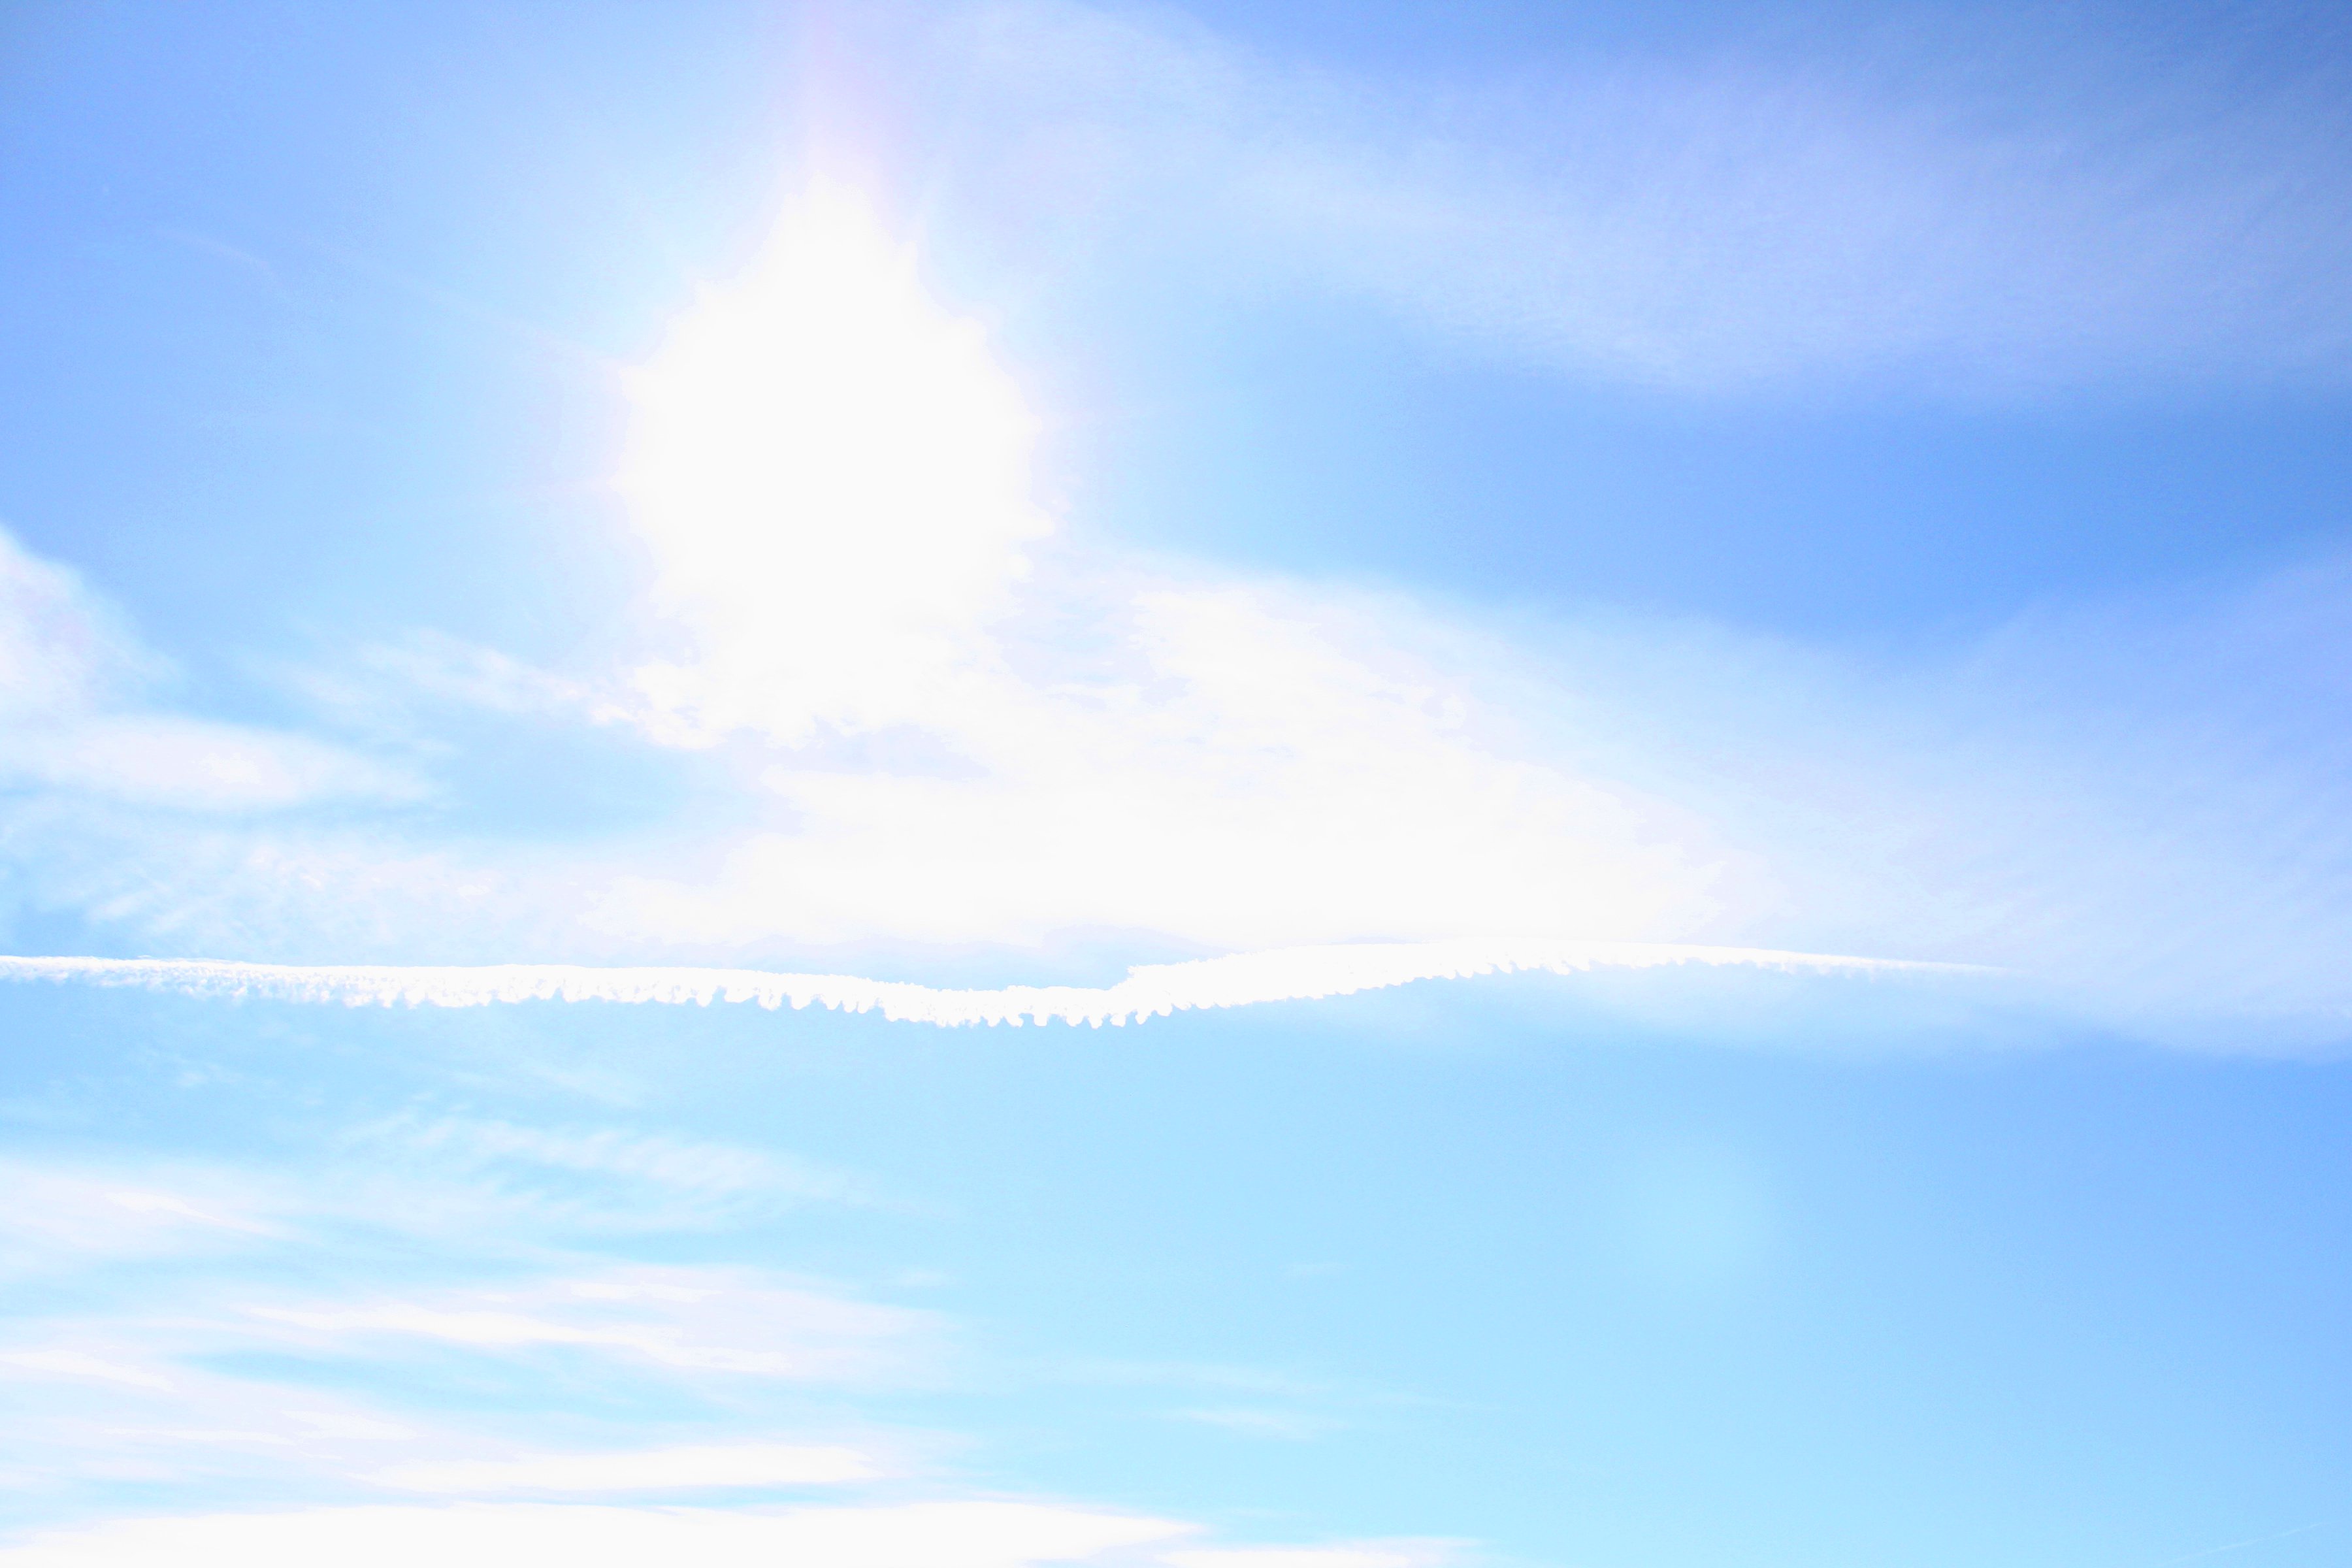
618,187 -> 1047,740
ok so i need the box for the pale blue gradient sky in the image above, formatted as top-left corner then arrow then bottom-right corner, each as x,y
3,3 -> 2351,1565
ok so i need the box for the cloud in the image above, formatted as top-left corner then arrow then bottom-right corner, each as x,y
0,1239 -> 939,1506
270,631 -> 604,756
351,633 -> 595,722
0,528 -> 415,813
372,1442 -> 879,1494
0,1349 -> 171,1390
4,182 -> 2344,1047
5,715 -> 411,814
588,193 -> 1734,953
0,1186 -> 962,1539
342,1114 -> 876,1227
1544,550 -> 2352,1038
6,482 -> 2341,1044
0,1128 -> 860,1311
0,203 -> 1742,966
0,1501 -> 1440,1568
1166,1548 -> 1456,1568
0,1162 -> 279,1277
900,0 -> 2352,391
0,531 -> 156,714
245,1267 -> 931,1382
0,939 -> 1961,1028
597,576 -> 1739,952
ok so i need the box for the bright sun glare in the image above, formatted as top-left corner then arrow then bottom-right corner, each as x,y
619,188 -> 1049,740
602,187 -> 1715,952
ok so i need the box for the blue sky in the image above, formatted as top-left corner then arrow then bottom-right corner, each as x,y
3,2 -> 2351,1564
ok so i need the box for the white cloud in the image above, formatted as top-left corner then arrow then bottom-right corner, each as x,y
0,531 -> 154,715
0,1237 -> 941,1503
266,631 -> 599,753
1165,1548 -> 1455,1568
7,713 -> 409,813
0,204 -> 1742,968
0,1349 -> 170,1390
0,528 -> 415,813
354,632 -> 593,721
103,1190 -> 263,1230
598,576 -> 1737,951
1532,552 -> 2352,1039
582,191 -> 1738,954
0,1162 -> 278,1276
373,1441 -> 879,1494
0,1501 -> 1443,1568
0,197 -> 1895,1000
5,176 -> 2345,1045
907,0 -> 2352,391
340,1114 -> 875,1227
243,1266 -> 934,1383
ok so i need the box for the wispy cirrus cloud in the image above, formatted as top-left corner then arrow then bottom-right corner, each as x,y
370,1442 -> 879,1495
0,1499 -> 1281,1568
0,1240 -> 938,1514
245,1266 -> 934,1382
0,1497 -> 1452,1568
340,1114 -> 879,1230
0,1160 -> 279,1277
0,1348 -> 172,1391
896,0 -> 2352,392
5,178 -> 2348,1048
1166,1547 -> 1457,1568
0,529 -> 417,814
0,1166 -> 1436,1567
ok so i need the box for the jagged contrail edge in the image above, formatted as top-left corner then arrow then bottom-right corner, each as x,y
0,941 -> 1981,1028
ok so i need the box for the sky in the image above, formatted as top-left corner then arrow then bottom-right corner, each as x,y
1,1 -> 2351,1563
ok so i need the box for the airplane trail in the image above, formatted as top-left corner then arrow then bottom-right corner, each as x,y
0,939 -> 1973,1028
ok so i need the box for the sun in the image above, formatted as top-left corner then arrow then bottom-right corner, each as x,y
617,186 -> 1049,740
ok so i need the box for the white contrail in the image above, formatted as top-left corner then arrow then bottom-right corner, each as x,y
0,941 -> 1973,1028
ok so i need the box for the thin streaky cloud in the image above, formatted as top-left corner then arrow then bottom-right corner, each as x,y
240,1268 -> 928,1382
0,1499 -> 1192,1568
0,1348 -> 171,1390
1164,1548 -> 1457,1568
0,940 -> 1975,1030
919,0 -> 2352,391
0,526 -> 417,812
346,1114 -> 877,1216
371,1441 -> 879,1494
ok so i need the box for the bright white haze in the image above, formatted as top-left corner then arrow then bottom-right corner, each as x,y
620,188 -> 1049,742
599,189 -> 1724,952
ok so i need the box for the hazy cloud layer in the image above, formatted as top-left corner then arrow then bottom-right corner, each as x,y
0,1501 -> 1446,1568
2,168 -> 2348,1046
896,0 -> 2352,391
0,1182 -> 936,1511
0,1138 -> 1440,1566
0,530 -> 415,813
5,491 -> 2349,1041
